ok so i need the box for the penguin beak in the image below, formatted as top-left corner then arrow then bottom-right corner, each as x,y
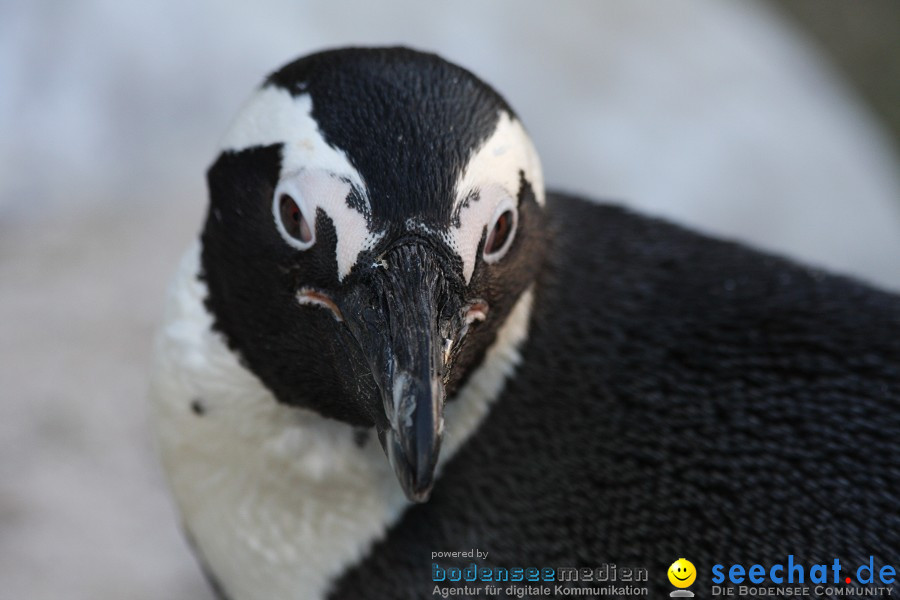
341,243 -> 460,503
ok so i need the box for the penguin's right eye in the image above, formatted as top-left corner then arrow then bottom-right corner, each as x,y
483,201 -> 518,263
274,192 -> 316,250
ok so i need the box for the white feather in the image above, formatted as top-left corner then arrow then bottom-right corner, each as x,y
220,86 -> 382,280
449,111 -> 544,282
149,242 -> 534,600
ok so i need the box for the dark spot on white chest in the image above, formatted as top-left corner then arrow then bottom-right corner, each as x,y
191,398 -> 206,416
353,428 -> 371,448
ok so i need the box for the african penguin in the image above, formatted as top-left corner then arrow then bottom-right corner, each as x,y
151,47 -> 900,600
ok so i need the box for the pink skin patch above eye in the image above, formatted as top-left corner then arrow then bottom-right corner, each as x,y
465,301 -> 489,325
443,301 -> 490,364
297,288 -> 344,322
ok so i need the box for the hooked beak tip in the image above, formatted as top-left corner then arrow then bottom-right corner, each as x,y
340,241 -> 456,503
377,368 -> 444,503
379,427 -> 441,503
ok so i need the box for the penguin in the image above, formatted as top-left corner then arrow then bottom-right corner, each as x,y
150,47 -> 900,600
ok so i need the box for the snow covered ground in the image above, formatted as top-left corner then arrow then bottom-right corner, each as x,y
1,1 -> 898,598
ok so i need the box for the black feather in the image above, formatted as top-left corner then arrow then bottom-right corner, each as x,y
328,193 -> 900,598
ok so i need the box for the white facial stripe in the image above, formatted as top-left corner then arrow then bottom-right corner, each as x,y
448,111 -> 544,283
451,185 -> 514,282
220,86 -> 381,280
453,111 -> 545,211
220,86 -> 367,195
290,170 -> 383,280
151,242 -> 535,600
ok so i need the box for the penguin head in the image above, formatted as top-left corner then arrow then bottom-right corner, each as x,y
200,47 -> 546,502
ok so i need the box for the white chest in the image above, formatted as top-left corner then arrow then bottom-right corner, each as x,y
149,243 -> 533,600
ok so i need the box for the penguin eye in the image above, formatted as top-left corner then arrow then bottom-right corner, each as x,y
483,207 -> 517,262
275,192 -> 315,249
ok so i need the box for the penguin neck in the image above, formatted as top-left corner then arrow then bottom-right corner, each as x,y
151,242 -> 534,600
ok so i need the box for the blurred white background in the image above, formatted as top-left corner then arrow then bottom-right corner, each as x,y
1,1 -> 898,598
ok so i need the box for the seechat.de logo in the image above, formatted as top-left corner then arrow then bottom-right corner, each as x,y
668,558 -> 697,598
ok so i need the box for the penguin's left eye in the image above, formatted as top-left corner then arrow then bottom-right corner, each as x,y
483,204 -> 518,262
272,184 -> 316,250
279,194 -> 313,243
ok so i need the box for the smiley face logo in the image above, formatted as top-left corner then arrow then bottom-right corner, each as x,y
668,558 -> 696,588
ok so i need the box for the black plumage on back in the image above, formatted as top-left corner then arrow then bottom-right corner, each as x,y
329,193 -> 900,599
